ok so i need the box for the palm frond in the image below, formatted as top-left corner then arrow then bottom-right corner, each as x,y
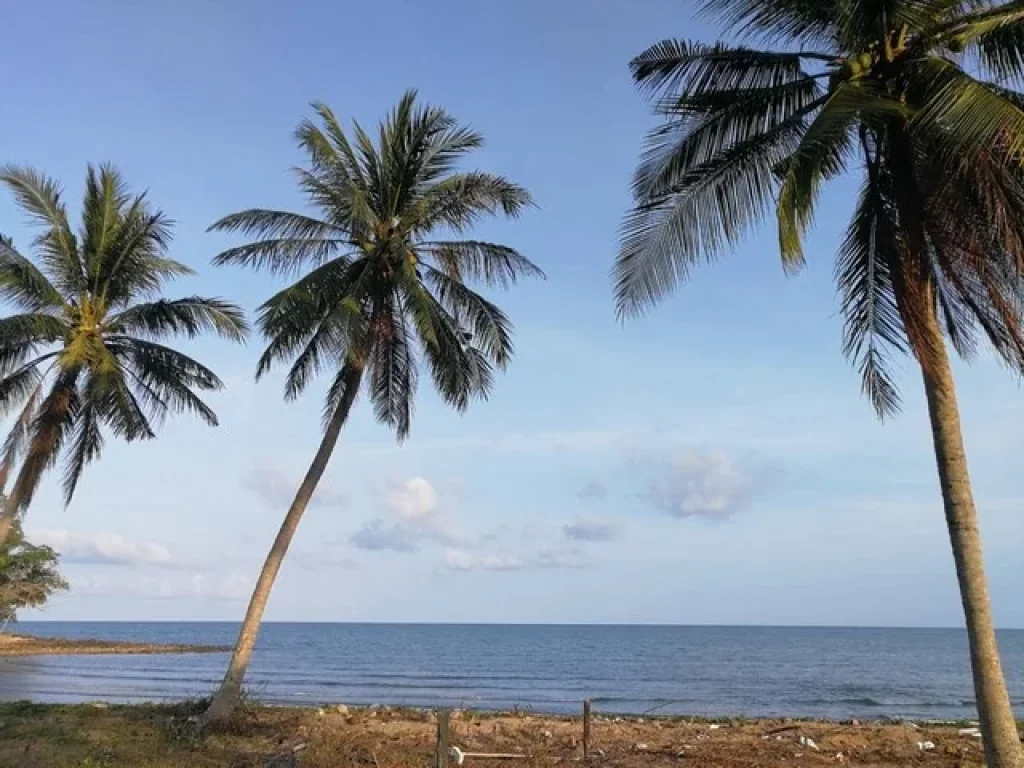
107,297 -> 248,342
0,379 -> 44,492
61,397 -> 103,503
367,299 -> 416,439
837,167 -> 908,417
616,102 -> 817,316
700,0 -> 840,46
421,265 -> 515,368
630,40 -> 822,98
425,241 -> 545,288
777,81 -> 906,267
0,238 -> 64,311
0,166 -> 83,295
411,173 -> 533,234
10,368 -> 82,511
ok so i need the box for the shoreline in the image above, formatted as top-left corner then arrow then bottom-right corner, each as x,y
0,701 -> 996,767
0,632 -> 228,657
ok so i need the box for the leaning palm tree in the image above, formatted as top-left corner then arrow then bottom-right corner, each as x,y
202,90 -> 541,723
617,2 -> 1024,766
0,165 -> 248,544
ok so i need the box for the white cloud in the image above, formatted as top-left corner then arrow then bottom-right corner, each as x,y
72,571 -> 251,601
387,477 -> 438,522
444,549 -> 524,572
351,477 -> 462,553
577,481 -> 608,501
647,451 -> 751,520
350,520 -> 421,553
30,529 -> 175,567
244,461 -> 347,510
442,545 -> 585,573
564,515 -> 621,543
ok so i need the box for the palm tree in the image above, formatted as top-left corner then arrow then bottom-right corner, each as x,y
0,165 -> 248,544
617,2 -> 1024,766
202,90 -> 541,724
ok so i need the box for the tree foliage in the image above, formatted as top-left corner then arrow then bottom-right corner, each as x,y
617,0 -> 1024,417
0,166 -> 249,512
211,90 -> 543,435
0,519 -> 67,623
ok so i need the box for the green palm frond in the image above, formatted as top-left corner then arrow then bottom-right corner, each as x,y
426,241 -> 545,288
0,238 -> 64,311
837,167 -> 908,417
0,166 -> 246,514
777,81 -> 907,267
214,91 -> 538,440
620,0 -> 1024,415
107,297 -> 249,342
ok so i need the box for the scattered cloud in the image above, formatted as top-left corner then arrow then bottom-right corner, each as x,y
350,477 -> 462,553
350,520 -> 421,553
72,571 -> 251,601
577,481 -> 608,502
564,515 -> 621,543
442,546 -> 585,573
647,451 -> 751,520
244,461 -> 347,510
30,529 -> 175,567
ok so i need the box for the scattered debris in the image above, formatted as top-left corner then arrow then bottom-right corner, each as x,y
634,743 -> 649,751
917,741 -> 936,751
709,724 -> 721,730
450,746 -> 527,765
543,730 -> 553,739
958,727 -> 982,738
799,736 -> 819,751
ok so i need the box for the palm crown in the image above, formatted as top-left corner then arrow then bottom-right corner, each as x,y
0,165 -> 248,508
211,90 -> 543,436
617,0 -> 1024,416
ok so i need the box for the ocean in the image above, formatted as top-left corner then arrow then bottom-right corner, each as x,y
2,623 -> 1023,721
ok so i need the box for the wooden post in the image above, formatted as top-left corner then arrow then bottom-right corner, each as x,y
436,709 -> 451,768
582,700 -> 591,760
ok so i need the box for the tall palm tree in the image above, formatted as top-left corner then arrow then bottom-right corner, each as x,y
202,90 -> 541,724
0,165 -> 248,544
617,2 -> 1024,766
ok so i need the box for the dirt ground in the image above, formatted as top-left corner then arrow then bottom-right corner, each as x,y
0,632 -> 226,656
0,701 -> 996,768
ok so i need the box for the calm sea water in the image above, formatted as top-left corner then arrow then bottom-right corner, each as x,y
2,623 -> 1023,721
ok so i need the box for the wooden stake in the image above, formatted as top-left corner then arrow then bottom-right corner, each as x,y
436,709 -> 451,768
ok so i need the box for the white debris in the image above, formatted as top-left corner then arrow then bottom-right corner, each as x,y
634,743 -> 649,752
917,741 -> 936,751
542,730 -> 553,739
334,705 -> 349,715
709,724 -> 721,730
799,736 -> 819,751
959,727 -> 982,738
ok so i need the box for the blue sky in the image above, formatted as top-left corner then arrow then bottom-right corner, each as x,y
4,0 -> 1023,627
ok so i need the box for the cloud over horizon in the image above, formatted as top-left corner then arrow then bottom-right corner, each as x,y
244,461 -> 347,510
30,529 -> 176,567
647,451 -> 751,520
564,515 -> 621,542
351,477 -> 462,553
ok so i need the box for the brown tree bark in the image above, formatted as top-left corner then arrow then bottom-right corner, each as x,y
201,363 -> 363,726
918,305 -> 1021,768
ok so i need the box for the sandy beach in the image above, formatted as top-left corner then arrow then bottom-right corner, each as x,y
0,700 -> 997,768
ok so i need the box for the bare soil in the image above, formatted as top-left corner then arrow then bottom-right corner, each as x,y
0,631 -> 226,656
0,701 -> 998,768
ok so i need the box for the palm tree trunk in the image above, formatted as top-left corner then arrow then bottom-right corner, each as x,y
918,306 -> 1021,768
201,363 -> 363,726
